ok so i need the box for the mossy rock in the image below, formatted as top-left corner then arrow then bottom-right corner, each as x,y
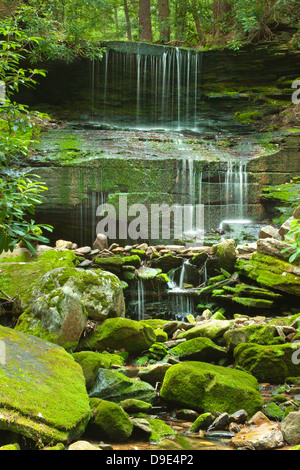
236,253 -> 300,296
0,250 -> 77,310
0,443 -> 20,450
216,239 -> 236,273
79,317 -> 156,356
160,361 -> 263,416
0,325 -> 91,445
120,399 -> 153,414
88,368 -> 156,404
177,319 -> 234,342
150,254 -> 183,273
147,418 -> 176,444
72,351 -> 124,390
168,337 -> 227,363
88,398 -> 133,442
224,324 -> 284,352
234,342 -> 300,384
263,402 -> 284,421
189,413 -> 214,432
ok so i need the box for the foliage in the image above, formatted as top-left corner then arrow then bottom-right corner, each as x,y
0,16 -> 53,254
281,219 -> 300,263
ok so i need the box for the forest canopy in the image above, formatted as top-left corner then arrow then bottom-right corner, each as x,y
0,0 -> 299,57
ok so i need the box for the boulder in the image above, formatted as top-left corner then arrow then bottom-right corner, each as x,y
72,351 -> 124,390
88,368 -> 156,404
160,361 -> 263,416
224,324 -> 284,352
236,253 -> 300,296
282,411 -> 300,445
138,363 -> 172,386
55,240 -> 74,250
258,226 -> 281,240
233,343 -> 300,384
68,441 -> 101,450
168,337 -> 228,363
93,233 -> 108,251
0,326 -> 91,444
88,398 -> 133,442
229,412 -> 284,450
177,319 -> 234,342
216,239 -> 237,273
79,317 -> 156,356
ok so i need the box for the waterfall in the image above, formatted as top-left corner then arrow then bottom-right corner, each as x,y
222,159 -> 249,225
167,260 -> 195,320
137,278 -> 145,321
98,47 -> 202,130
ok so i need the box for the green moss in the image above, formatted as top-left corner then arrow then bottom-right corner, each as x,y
120,399 -> 153,414
160,361 -> 263,416
88,398 -> 133,442
72,351 -> 123,390
263,402 -> 284,421
147,418 -> 176,443
234,109 -> 262,124
169,337 -> 227,363
189,413 -> 214,432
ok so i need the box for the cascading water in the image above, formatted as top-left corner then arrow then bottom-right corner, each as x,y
98,47 -> 202,130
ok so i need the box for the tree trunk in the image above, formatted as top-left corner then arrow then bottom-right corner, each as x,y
213,0 -> 232,35
139,0 -> 153,42
158,0 -> 170,43
123,0 -> 132,41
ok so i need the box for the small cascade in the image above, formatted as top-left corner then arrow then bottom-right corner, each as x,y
137,278 -> 145,321
95,47 -> 202,130
167,260 -> 196,320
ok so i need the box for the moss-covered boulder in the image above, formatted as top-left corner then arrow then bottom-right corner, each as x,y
15,266 -> 125,349
88,398 -> 133,442
233,343 -> 300,384
160,361 -> 263,416
224,325 -> 284,352
177,319 -> 234,343
72,351 -> 124,390
168,337 -> 228,363
88,368 -> 156,404
150,254 -> 183,273
216,239 -> 237,273
79,317 -> 156,356
0,326 -> 91,445
0,250 -> 77,311
120,399 -> 153,414
236,253 -> 300,296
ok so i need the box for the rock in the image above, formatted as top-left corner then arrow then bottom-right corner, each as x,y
259,226 -> 281,240
293,205 -> 300,219
0,443 -> 21,450
72,351 -> 124,390
233,343 -> 300,384
55,240 -> 74,250
189,413 -> 214,432
279,217 -> 294,238
236,253 -> 300,296
68,441 -> 101,450
177,319 -> 234,342
138,363 -> 172,386
208,413 -> 230,431
216,239 -> 237,273
88,368 -> 156,404
93,233 -> 108,251
168,337 -> 228,363
74,246 -> 92,255
120,399 -> 153,414
0,325 -> 91,444
224,324 -> 283,352
150,254 -> 183,272
79,317 -> 156,356
236,242 -> 257,255
282,411 -> 300,445
88,398 -> 133,442
257,238 -> 298,264
229,412 -> 285,450
15,285 -> 87,350
160,362 -> 263,416
145,418 -> 176,443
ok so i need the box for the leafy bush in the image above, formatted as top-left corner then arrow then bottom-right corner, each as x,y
281,219 -> 300,263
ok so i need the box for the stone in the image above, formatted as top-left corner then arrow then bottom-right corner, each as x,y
229,412 -> 285,450
279,217 -> 294,238
259,226 -> 281,240
189,413 -> 214,432
177,319 -> 234,342
0,325 -> 91,444
72,351 -> 124,390
208,413 -> 230,431
216,239 -> 237,273
88,398 -> 133,442
233,343 -> 300,384
68,441 -> 101,450
120,399 -> 153,414
160,361 -> 263,416
138,363 -> 172,386
88,368 -> 156,404
293,205 -> 300,219
224,324 -> 283,352
257,237 -> 298,264
168,337 -> 228,363
79,317 -> 156,356
55,239 -> 74,250
282,411 -> 300,445
93,233 -> 108,251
